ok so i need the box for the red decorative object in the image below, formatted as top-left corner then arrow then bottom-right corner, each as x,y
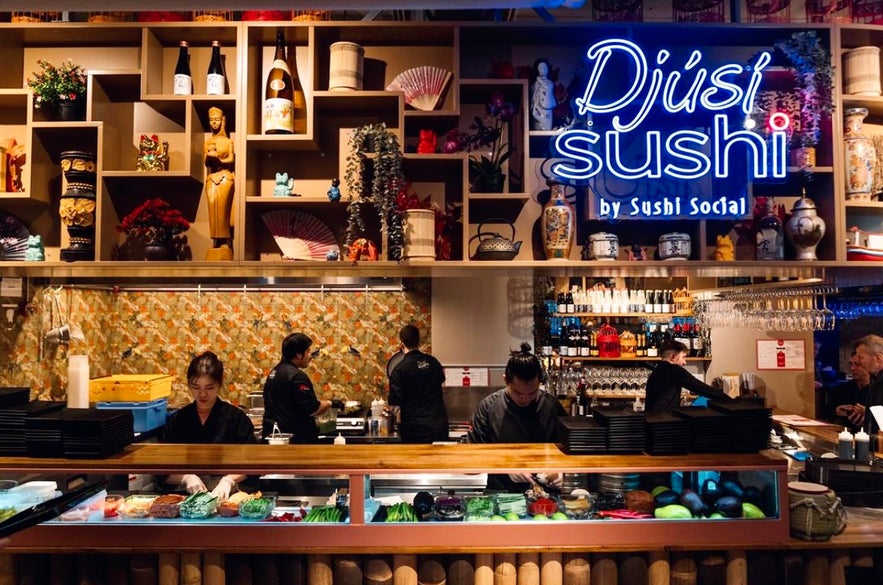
118,198 -> 189,244
347,238 -> 378,262
241,11 -> 291,20
417,130 -> 437,154
597,323 -> 621,358
804,0 -> 851,22
745,0 -> 791,22
851,0 -> 883,23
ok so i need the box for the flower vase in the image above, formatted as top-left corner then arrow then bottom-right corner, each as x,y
541,181 -> 575,260
474,172 -> 505,194
844,107 -> 876,201
143,242 -> 172,261
58,151 -> 96,262
785,196 -> 826,261
402,209 -> 436,261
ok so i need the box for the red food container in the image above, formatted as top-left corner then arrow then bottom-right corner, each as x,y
137,12 -> 189,22
241,10 -> 291,21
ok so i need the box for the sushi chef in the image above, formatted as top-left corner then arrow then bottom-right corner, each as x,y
644,340 -> 732,413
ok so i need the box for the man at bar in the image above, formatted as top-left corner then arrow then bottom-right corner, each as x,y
467,343 -> 566,492
829,351 -> 871,432
645,340 -> 732,413
849,334 -> 883,435
388,324 -> 448,444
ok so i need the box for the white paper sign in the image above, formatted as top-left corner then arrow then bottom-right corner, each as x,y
756,339 -> 806,370
0,278 -> 23,298
444,367 -> 489,387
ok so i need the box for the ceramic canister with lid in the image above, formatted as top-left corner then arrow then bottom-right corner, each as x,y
787,481 -> 847,541
784,197 -> 826,261
587,232 -> 619,260
658,233 -> 691,260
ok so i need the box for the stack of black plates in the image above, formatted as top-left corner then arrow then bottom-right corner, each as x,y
0,400 -> 65,455
26,408 -> 66,457
592,406 -> 646,453
644,412 -> 692,454
672,406 -> 734,453
62,408 -> 134,458
556,416 -> 607,454
709,400 -> 772,452
0,387 -> 30,408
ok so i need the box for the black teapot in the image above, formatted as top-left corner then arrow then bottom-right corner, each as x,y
469,218 -> 522,261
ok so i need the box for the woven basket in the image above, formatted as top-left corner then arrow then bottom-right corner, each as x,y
788,481 -> 848,541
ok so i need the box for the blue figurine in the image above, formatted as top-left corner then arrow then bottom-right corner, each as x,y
273,172 -> 295,197
24,235 -> 45,262
327,178 -> 341,202
326,249 -> 339,261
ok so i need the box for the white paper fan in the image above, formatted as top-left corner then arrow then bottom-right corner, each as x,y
0,210 -> 30,261
386,66 -> 452,111
261,210 -> 340,261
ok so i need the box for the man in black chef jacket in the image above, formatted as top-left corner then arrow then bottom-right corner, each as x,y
262,332 -> 342,444
645,340 -> 732,413
388,324 -> 448,443
467,343 -> 566,492
849,334 -> 883,435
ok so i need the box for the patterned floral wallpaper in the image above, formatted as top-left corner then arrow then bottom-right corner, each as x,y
0,282 -> 432,408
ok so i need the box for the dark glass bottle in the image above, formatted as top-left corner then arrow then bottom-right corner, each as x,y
206,40 -> 225,95
173,41 -> 192,96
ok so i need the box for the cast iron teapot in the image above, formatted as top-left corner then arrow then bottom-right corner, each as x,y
469,218 -> 522,261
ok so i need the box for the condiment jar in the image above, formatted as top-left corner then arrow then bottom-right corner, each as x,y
837,427 -> 854,459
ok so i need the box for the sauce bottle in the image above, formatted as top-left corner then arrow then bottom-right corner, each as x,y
837,427 -> 854,459
855,429 -> 870,461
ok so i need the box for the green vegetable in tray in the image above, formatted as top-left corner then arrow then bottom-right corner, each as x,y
239,497 -> 275,520
0,508 -> 16,522
179,492 -> 219,519
385,502 -> 417,522
304,505 -> 344,523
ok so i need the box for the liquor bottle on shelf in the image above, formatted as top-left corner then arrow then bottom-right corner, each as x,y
579,325 -> 590,358
646,324 -> 659,358
173,41 -> 192,95
661,290 -> 671,314
566,291 -> 575,314
558,321 -> 569,357
547,318 -> 560,357
264,29 -> 295,134
674,321 -> 690,349
652,290 -> 663,314
557,292 -> 567,314
206,40 -> 225,95
643,290 -> 653,314
589,329 -> 600,357
568,322 -> 579,357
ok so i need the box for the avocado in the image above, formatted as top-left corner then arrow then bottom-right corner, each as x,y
679,489 -> 708,517
654,489 -> 680,508
654,504 -> 693,519
720,478 -> 744,499
650,485 -> 671,498
713,496 -> 743,518
701,478 -> 723,505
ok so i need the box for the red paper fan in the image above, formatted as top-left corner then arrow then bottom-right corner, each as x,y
386,66 -> 452,111
261,210 -> 340,261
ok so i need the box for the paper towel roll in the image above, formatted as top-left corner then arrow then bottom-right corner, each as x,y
67,355 -> 90,409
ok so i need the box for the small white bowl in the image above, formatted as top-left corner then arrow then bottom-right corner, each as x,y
267,434 -> 292,445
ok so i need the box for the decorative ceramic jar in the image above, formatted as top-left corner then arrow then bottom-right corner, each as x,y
58,151 -> 97,262
785,196 -> 826,261
402,208 -> 436,261
844,107 -> 876,201
788,481 -> 847,541
541,181 -> 575,260
658,232 -> 691,260
756,199 -> 784,261
587,232 -> 619,261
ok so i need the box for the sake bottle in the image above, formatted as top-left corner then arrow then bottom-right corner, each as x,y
173,41 -> 192,95
206,40 -> 225,95
264,29 -> 294,134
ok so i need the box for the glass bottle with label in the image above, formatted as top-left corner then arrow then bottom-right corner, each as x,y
173,41 -> 192,95
264,29 -> 294,134
756,198 -> 784,261
206,40 -> 225,95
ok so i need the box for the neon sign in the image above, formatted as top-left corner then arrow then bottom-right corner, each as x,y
550,38 -> 788,220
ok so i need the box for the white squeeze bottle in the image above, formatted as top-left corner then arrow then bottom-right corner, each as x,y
855,429 -> 870,460
837,427 -> 854,459
334,433 -> 346,445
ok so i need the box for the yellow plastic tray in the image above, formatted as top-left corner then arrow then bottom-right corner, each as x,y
88,374 -> 173,403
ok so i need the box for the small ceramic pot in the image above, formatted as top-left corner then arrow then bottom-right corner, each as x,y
658,233 -> 691,261
587,232 -> 619,261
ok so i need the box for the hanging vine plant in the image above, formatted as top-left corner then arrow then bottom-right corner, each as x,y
343,123 -> 406,256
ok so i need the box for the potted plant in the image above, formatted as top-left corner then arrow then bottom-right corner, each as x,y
394,183 -> 463,261
117,198 -> 190,260
343,123 -> 406,257
445,91 -> 516,193
774,30 -> 835,170
26,58 -> 88,120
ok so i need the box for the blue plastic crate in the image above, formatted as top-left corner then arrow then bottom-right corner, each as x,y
96,398 -> 167,433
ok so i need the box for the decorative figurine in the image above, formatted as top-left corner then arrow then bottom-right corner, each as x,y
714,234 -> 735,261
347,238 -> 378,261
530,58 -> 557,131
627,244 -> 647,261
326,249 -> 339,261
327,178 -> 341,202
417,129 -> 437,154
136,134 -> 169,171
273,172 -> 295,197
204,106 -> 235,261
24,235 -> 44,261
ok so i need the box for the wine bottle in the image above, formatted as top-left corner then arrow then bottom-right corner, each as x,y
264,29 -> 295,134
206,40 -> 225,95
652,289 -> 663,314
173,41 -> 192,96
646,325 -> 658,358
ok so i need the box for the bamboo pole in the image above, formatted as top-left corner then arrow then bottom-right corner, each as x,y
335,555 -> 364,585
829,550 -> 849,585
308,555 -> 333,585
106,554 -> 130,585
418,556 -> 447,585
181,553 -> 203,585
227,555 -> 253,585
394,555 -> 418,585
131,554 -> 158,585
475,554 -> 494,585
670,554 -> 696,585
279,555 -> 307,585
366,557 -> 394,585
619,554 -> 647,585
562,553 -> 589,585
697,553 -> 725,585
725,550 -> 747,585
805,551 -> 829,585
494,553 -> 517,585
159,553 -> 180,585
648,551 -> 669,585
588,554 -> 615,585
540,553 -> 562,585
518,553 -> 540,585
446,555 -> 474,585
204,552 -> 225,585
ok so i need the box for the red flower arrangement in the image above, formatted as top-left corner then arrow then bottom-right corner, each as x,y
118,198 -> 190,244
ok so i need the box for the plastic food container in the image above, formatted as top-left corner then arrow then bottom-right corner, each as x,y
558,493 -> 593,520
527,494 -> 559,518
59,489 -> 107,522
434,494 -> 465,521
89,374 -> 173,402
239,497 -> 276,520
119,495 -> 157,519
464,495 -> 494,521
179,492 -> 218,519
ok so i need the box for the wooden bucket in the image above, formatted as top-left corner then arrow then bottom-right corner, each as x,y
329,42 -> 365,91
403,209 -> 436,261
844,46 -> 882,96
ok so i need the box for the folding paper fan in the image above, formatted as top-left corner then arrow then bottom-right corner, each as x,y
386,66 -> 452,111
0,211 -> 30,261
261,210 -> 340,261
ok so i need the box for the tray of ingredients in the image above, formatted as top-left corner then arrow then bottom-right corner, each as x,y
118,495 -> 158,519
178,492 -> 218,519
217,491 -> 263,517
239,497 -> 276,521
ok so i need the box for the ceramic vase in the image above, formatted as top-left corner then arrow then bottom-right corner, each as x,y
58,150 -> 96,262
844,107 -> 876,201
143,242 -> 172,261
785,197 -> 826,261
541,181 -> 575,260
756,202 -> 784,261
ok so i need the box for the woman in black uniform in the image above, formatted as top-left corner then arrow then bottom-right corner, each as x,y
161,351 -> 256,500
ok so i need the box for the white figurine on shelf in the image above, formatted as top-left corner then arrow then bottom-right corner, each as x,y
530,59 -> 557,131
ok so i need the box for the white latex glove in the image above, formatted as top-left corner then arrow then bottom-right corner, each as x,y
181,474 -> 207,494
210,476 -> 236,502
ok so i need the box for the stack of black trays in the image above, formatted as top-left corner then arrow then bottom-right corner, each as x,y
708,399 -> 772,452
0,387 -> 30,408
0,400 -> 65,455
644,412 -> 692,454
556,416 -> 607,454
26,407 -> 66,457
62,409 -> 134,458
672,406 -> 734,453
592,406 -> 646,453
